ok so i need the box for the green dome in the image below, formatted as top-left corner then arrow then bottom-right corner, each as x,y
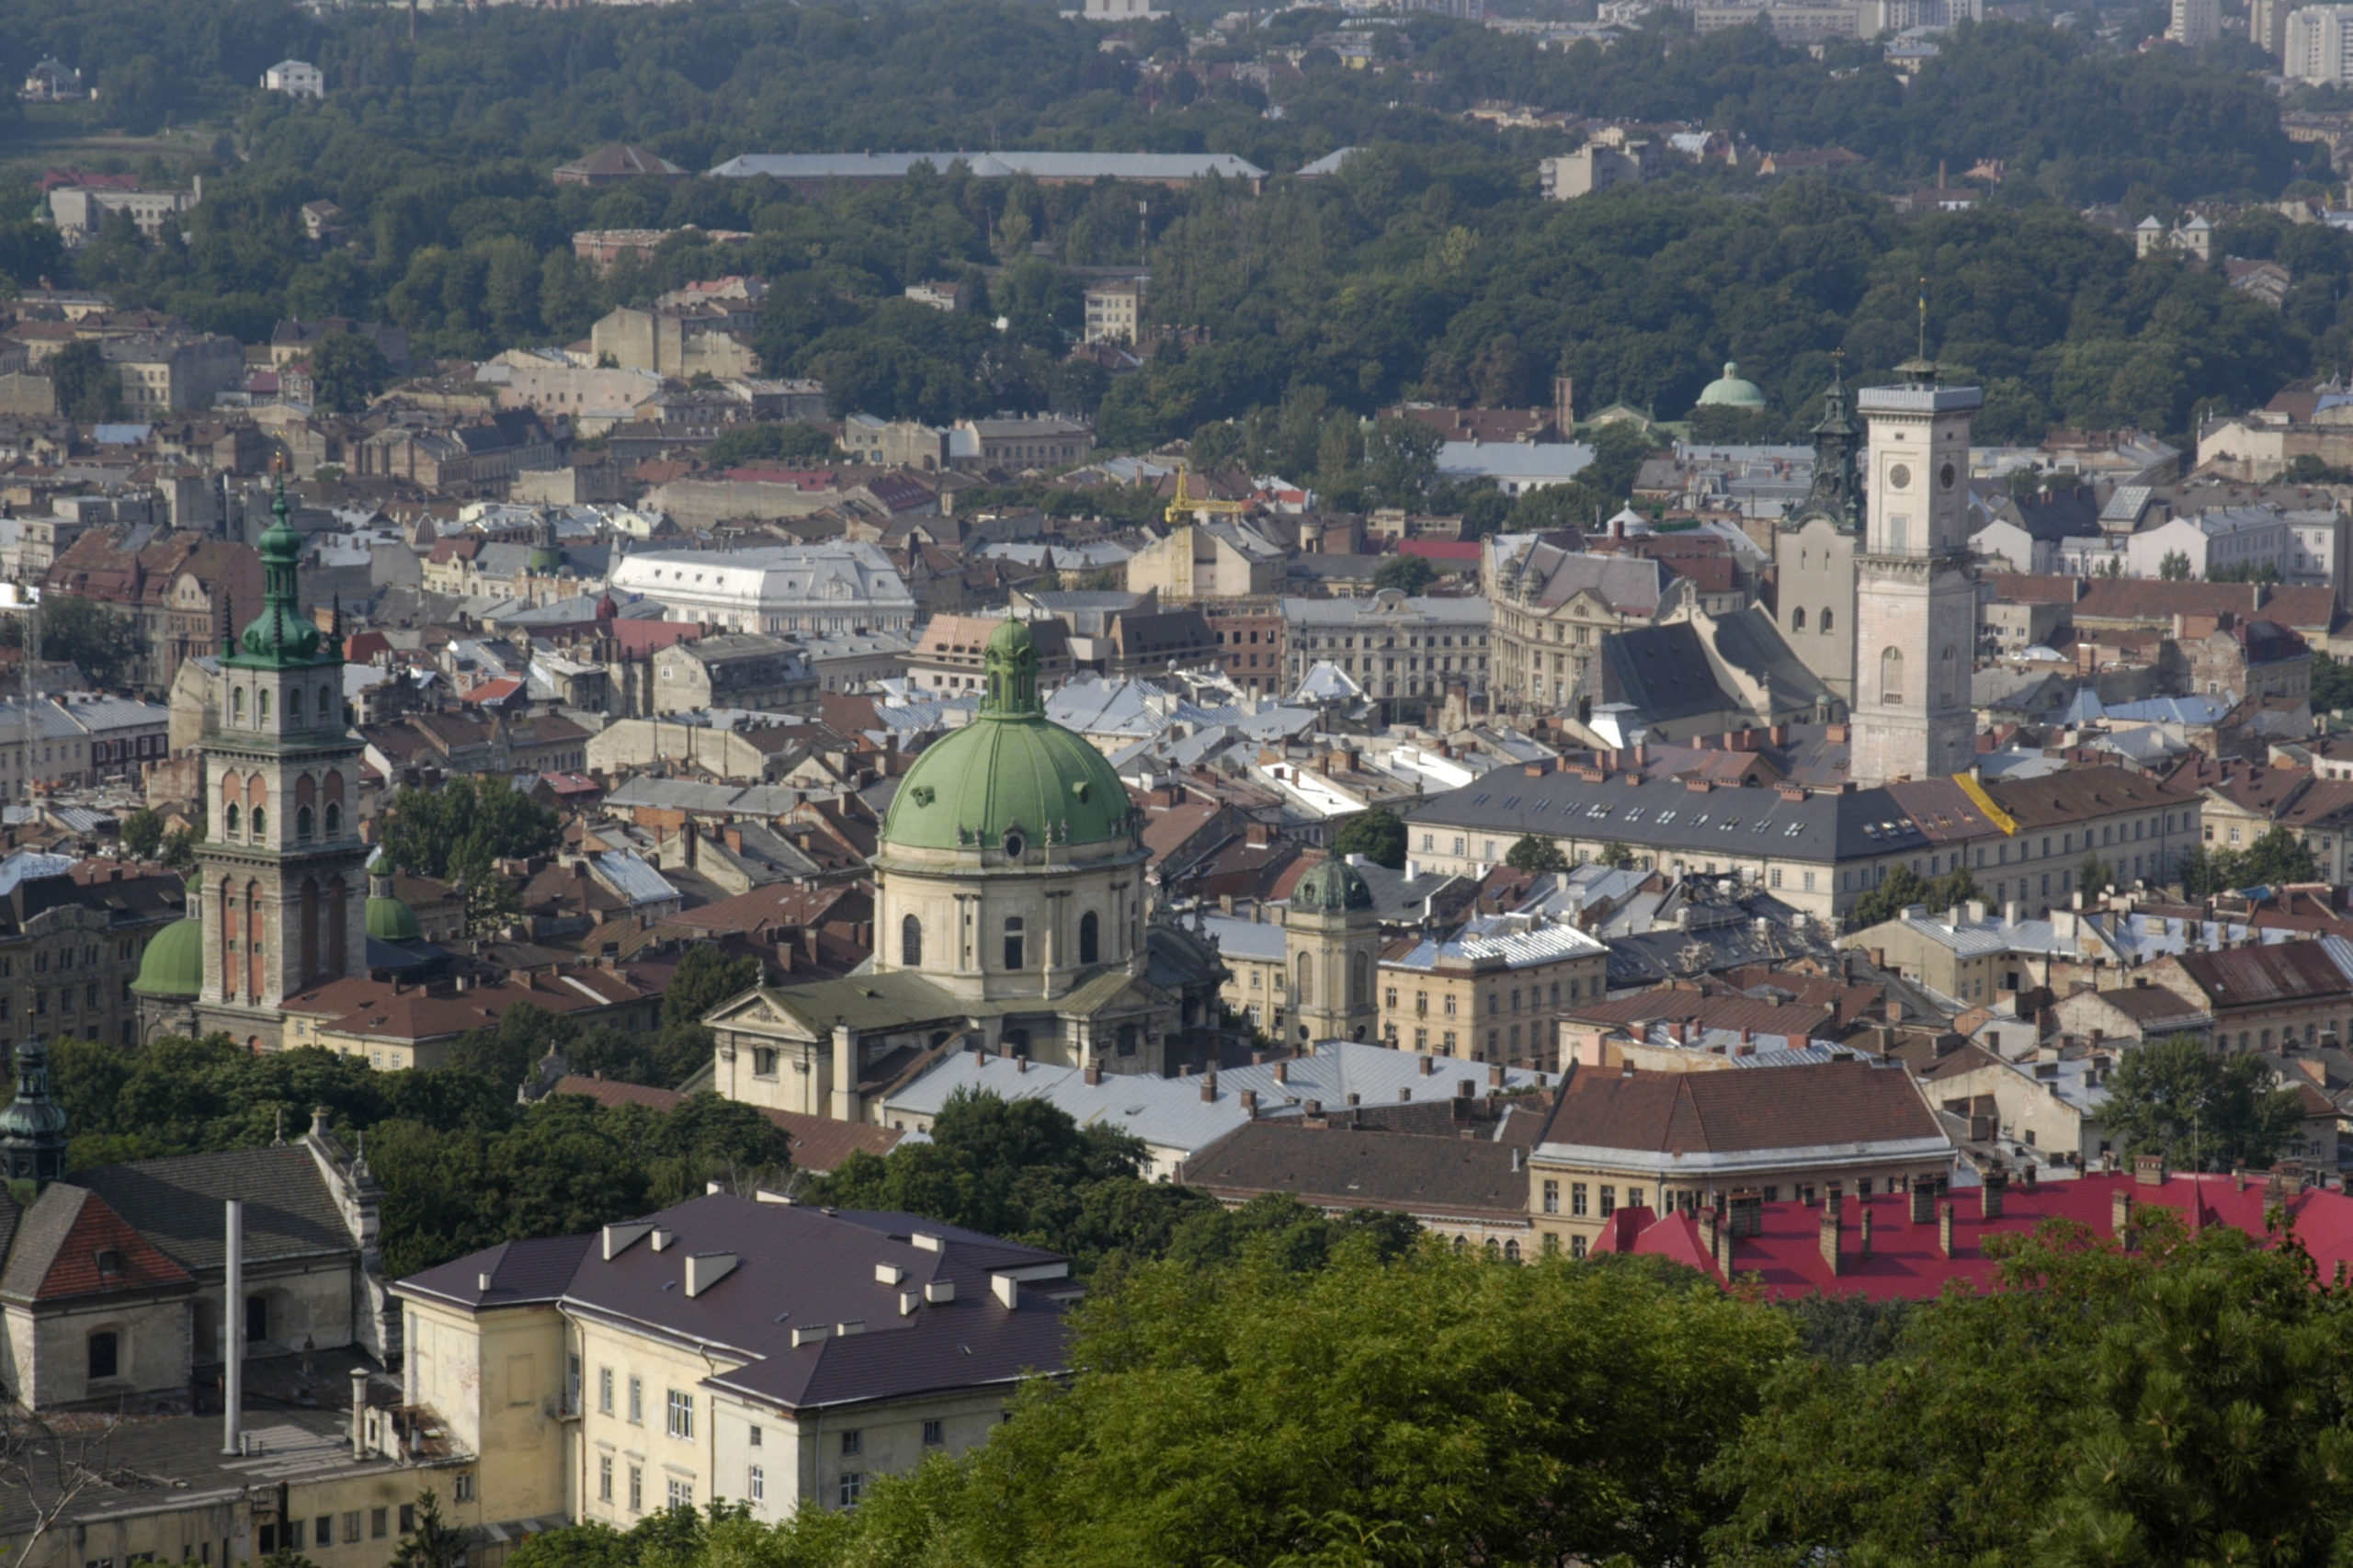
1292,858 -> 1374,913
231,477 -> 325,665
1695,360 -> 1768,411
131,916 -> 204,999
367,893 -> 424,942
881,619 -> 1133,854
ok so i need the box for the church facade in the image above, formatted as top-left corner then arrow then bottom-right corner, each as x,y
706,619 -> 1228,1123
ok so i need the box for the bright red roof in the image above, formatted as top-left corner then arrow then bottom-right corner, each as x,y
1597,1171 -> 2353,1300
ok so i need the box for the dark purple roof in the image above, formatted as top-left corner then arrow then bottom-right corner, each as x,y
395,1196 -> 1070,1412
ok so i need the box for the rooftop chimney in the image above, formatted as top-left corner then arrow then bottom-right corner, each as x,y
2111,1188 -> 2136,1248
222,1199 -> 244,1457
1908,1181 -> 1936,1226
1859,1205 -> 1874,1260
1938,1201 -> 1956,1259
1982,1170 -> 2007,1221
1818,1202 -> 1842,1277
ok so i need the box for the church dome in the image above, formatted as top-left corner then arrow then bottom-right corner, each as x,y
367,892 -> 424,942
1292,858 -> 1375,913
1695,361 -> 1768,411
132,877 -> 205,1000
881,619 -> 1133,854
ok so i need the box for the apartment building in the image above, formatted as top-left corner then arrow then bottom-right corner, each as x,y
1378,913 -> 1609,1069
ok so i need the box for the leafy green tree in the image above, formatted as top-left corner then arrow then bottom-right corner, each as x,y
2315,651 -> 2353,712
309,331 -> 392,415
2157,550 -> 2193,580
1711,1214 -> 2350,1568
119,807 -> 165,862
1505,833 -> 1568,874
776,1236 -> 1791,1568
39,597 -> 146,690
379,777 -> 560,881
388,1490 -> 474,1568
2099,1033 -> 2305,1171
1370,553 -> 1435,594
1847,864 -> 1976,930
665,947 -> 761,1032
1331,806 -> 1406,869
2079,853 -> 2111,898
701,423 -> 839,468
160,825 -> 197,871
1591,841 -> 1636,869
1580,421 -> 1663,503
48,339 -> 125,425
2236,823 -> 2322,886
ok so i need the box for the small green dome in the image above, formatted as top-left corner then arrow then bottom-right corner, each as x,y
1696,360 -> 1768,411
131,917 -> 204,999
1292,858 -> 1374,913
367,894 -> 424,942
881,619 -> 1133,854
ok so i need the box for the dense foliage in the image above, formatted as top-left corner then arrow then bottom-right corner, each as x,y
2097,1032 -> 2306,1171
2177,821 -> 2324,897
0,0 -> 2324,444
42,1030 -> 794,1277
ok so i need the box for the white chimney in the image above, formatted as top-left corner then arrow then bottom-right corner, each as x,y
222,1199 -> 244,1457
684,1253 -> 737,1298
991,1274 -> 1019,1310
924,1279 -> 956,1304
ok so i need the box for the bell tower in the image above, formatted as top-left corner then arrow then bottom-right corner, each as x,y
1850,357 -> 1981,786
1280,859 -> 1382,1045
195,477 -> 369,1045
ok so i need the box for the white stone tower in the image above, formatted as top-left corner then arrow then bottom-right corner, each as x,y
1849,357 -> 1981,787
195,478 -> 369,1047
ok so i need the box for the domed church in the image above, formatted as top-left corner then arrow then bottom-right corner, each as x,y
707,619 -> 1229,1121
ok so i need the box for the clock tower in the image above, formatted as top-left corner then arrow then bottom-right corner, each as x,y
194,479 -> 369,1048
1849,358 -> 1980,787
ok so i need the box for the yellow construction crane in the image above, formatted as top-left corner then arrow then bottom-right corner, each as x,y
1165,460 -> 1251,525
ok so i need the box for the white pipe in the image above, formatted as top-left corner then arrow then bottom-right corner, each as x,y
222,1199 -> 243,1457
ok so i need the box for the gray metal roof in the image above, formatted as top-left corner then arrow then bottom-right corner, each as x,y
1406,768 -> 1931,864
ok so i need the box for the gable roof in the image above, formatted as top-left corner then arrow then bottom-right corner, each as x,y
74,1145 -> 353,1273
1535,1059 -> 1946,1168
1181,1120 -> 1529,1221
0,1184 -> 193,1302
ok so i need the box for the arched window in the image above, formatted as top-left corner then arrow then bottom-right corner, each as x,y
1452,1235 -> 1468,1255
288,687 -> 304,723
258,689 -> 271,722
320,684 -> 335,721
1941,644 -> 1956,700
1485,1238 -> 1501,1259
1504,1239 -> 1521,1263
1295,951 -> 1314,1006
297,805 -> 313,843
232,687 -> 245,723
901,914 -> 922,968
1790,607 -> 1806,632
1880,646 -> 1904,705
225,803 -> 240,839
324,802 -> 340,837
1003,917 -> 1025,971
1351,950 -> 1370,1006
1079,911 -> 1100,966
1820,608 -> 1834,634
251,807 -> 267,841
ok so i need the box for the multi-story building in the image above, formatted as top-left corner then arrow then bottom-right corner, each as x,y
651,633 -> 819,714
1281,591 -> 1490,712
1378,912 -> 1609,1069
42,526 -> 266,698
393,1197 -> 1073,1536
952,416 -> 1094,471
1198,599 -> 1287,696
2253,0 -> 2292,56
1482,540 -> 1672,712
2167,0 -> 2218,45
1526,1058 -> 1954,1256
101,333 -> 246,414
1838,901 -> 2127,1007
0,858 -> 184,1051
1082,278 -> 1145,345
45,182 -> 200,240
1539,142 -> 1653,199
2143,939 -> 2353,1055
608,544 -> 917,637
906,614 -> 1076,696
590,304 -> 758,379
262,58 -> 326,97
1124,518 -> 1287,600
2289,5 -> 2353,83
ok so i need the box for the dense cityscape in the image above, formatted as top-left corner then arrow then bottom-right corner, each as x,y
2,0 -> 2353,1562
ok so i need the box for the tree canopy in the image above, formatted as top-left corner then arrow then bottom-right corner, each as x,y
2097,1033 -> 2306,1172
1331,806 -> 1407,869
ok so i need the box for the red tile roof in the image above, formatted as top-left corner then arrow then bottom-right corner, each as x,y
22,1187 -> 193,1301
1598,1171 -> 2353,1301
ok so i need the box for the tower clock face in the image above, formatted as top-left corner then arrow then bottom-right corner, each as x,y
1888,463 -> 1912,490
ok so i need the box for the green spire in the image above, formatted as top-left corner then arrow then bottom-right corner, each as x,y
233,473 -> 325,666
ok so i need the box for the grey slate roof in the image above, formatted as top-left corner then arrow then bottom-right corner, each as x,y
0,1185 -> 86,1300
399,1195 -> 1069,1414
1405,767 -> 1930,864
75,1145 -> 353,1273
1182,1120 -> 1530,1220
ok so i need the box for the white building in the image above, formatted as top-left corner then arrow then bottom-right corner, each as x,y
262,59 -> 326,98
2288,5 -> 2353,83
606,543 -> 917,636
2124,506 -> 2294,582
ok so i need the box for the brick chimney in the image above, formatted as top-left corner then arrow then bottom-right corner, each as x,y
1909,1180 -> 1936,1225
1982,1170 -> 2006,1221
2134,1153 -> 2165,1187
1859,1205 -> 1874,1259
1818,1202 -> 1842,1276
1938,1201 -> 1956,1258
2111,1188 -> 2136,1248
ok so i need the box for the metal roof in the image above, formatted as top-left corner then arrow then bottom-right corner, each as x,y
1407,768 -> 1931,864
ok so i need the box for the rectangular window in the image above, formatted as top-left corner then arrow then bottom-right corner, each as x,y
372,1508 -> 388,1540
288,1521 -> 304,1551
599,1456 -> 614,1503
749,1424 -> 762,1448
1571,1182 -> 1588,1217
840,1473 -> 866,1508
841,1429 -> 862,1457
629,1466 -> 642,1513
629,1377 -> 642,1424
667,1478 -> 694,1509
1570,1235 -> 1587,1259
749,1465 -> 766,1503
400,1505 -> 417,1535
454,1472 -> 475,1503
667,1389 -> 695,1439
599,1367 -> 613,1415
319,1516 -> 335,1548
1542,1179 -> 1559,1213
923,1418 -> 945,1447
1599,1185 -> 1616,1217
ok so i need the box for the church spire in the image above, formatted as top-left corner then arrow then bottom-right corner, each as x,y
0,1040 -> 69,1198
231,472 -> 326,667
